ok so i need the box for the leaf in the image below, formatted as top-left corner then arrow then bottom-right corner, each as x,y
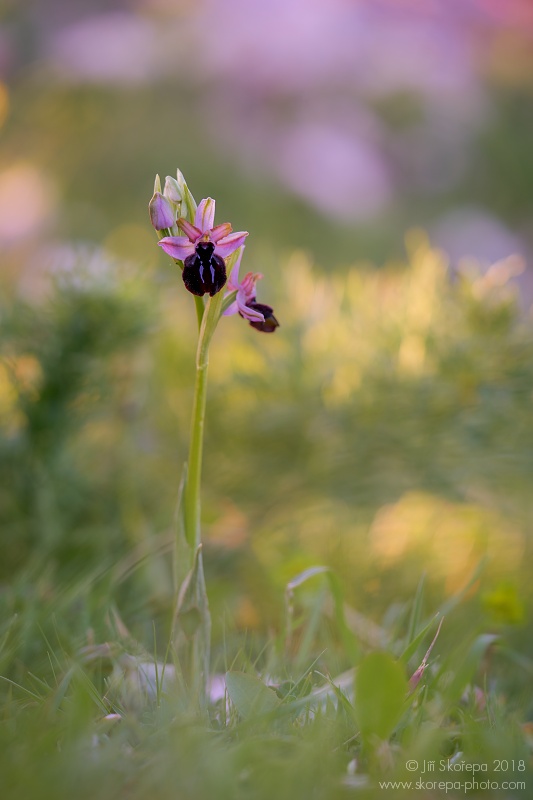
442,633 -> 499,705
173,545 -> 211,703
400,614 -> 440,665
314,671 -> 356,721
354,652 -> 408,741
225,671 -> 281,720
286,566 -> 331,591
285,565 -> 359,665
406,573 -> 426,647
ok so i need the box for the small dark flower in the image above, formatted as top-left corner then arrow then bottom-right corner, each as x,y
245,301 -> 279,333
224,249 -> 279,333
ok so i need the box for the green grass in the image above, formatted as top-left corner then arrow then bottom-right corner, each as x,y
1,238 -> 533,798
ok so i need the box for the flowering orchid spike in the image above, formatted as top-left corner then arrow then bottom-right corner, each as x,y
224,248 -> 279,332
158,197 -> 248,297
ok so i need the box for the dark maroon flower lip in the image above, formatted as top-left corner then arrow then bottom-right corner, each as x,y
183,241 -> 227,297
243,301 -> 279,333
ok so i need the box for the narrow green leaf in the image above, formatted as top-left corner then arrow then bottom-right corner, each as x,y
438,557 -> 486,617
315,670 -> 356,720
285,565 -> 359,665
173,545 -> 211,703
406,573 -> 426,646
400,614 -> 439,665
286,566 -> 331,591
225,671 -> 281,720
354,652 -> 408,741
443,633 -> 499,705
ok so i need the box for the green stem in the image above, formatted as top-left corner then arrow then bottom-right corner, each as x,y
184,357 -> 208,550
194,296 -> 205,330
183,290 -> 224,550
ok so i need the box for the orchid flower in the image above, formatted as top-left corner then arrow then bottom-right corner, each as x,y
149,168 -> 279,700
158,198 -> 248,297
224,248 -> 279,333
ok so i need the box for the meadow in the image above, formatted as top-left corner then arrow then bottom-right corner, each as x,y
1,230 -> 533,798
2,3 -> 533,797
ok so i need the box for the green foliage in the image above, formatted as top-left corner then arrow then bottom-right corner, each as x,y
225,671 -> 281,719
354,652 -> 408,743
2,244 -> 533,797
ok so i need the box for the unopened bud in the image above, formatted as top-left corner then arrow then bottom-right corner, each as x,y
164,176 -> 182,203
409,665 -> 425,691
176,169 -> 187,193
176,168 -> 197,221
149,191 -> 175,231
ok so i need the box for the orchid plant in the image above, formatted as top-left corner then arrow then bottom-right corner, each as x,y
149,170 -> 278,703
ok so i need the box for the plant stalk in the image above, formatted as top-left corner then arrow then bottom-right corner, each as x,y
183,290 -> 224,552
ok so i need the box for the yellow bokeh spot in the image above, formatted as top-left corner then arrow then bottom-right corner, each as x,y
235,596 -> 261,630
0,357 -> 36,434
208,502 -> 249,549
397,334 -> 426,375
482,583 -> 525,625
0,82 -> 9,128
11,354 -> 43,397
0,362 -> 17,417
369,491 -> 524,594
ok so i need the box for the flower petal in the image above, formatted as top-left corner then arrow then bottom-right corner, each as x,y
226,246 -> 244,289
158,236 -> 195,260
223,299 -> 239,317
214,231 -> 249,258
247,302 -> 279,333
210,222 -> 232,243
194,197 -> 216,233
238,297 -> 265,323
240,272 -> 263,303
177,219 -> 202,242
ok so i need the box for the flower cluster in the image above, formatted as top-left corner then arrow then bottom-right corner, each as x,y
150,171 -> 278,332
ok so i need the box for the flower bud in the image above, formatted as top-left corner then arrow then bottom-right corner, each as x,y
164,176 -> 182,203
408,665 -> 425,692
149,191 -> 176,231
176,169 -> 187,194
176,168 -> 197,221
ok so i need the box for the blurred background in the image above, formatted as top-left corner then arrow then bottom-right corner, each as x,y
1,0 -> 533,683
